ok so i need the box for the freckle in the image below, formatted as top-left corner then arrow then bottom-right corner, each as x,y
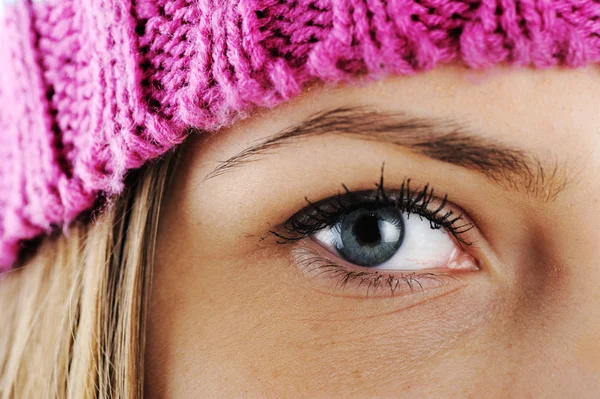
272,370 -> 280,379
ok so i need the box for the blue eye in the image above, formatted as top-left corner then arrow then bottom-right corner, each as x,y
333,208 -> 405,267
313,206 -> 472,271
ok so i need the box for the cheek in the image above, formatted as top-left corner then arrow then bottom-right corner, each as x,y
148,237 -> 507,397
244,289 -> 499,396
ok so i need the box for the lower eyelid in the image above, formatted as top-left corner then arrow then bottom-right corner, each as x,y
290,243 -> 471,299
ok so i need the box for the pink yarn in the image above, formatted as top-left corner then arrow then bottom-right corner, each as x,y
0,0 -> 599,269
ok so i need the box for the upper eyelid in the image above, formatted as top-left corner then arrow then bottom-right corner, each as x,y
271,181 -> 475,246
202,106 -> 568,203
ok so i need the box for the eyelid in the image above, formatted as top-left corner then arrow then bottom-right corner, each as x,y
271,179 -> 475,246
290,243 -> 468,299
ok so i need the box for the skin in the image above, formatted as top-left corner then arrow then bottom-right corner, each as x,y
145,65 -> 600,398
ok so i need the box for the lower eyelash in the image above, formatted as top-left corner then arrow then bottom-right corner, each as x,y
294,248 -> 461,298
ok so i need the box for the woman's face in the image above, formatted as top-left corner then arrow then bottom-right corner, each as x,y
145,65 -> 600,397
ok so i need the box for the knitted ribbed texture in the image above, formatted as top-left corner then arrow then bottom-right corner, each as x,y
1,0 -> 599,269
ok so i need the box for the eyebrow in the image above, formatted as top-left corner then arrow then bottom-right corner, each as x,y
204,107 -> 567,202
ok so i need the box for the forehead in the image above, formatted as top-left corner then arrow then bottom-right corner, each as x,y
244,65 -> 599,174
324,66 -> 597,143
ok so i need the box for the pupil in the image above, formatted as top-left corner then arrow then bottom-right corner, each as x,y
353,214 -> 381,246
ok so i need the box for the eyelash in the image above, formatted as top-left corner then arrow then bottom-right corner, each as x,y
271,172 -> 474,245
270,169 -> 477,297
292,248 -> 462,297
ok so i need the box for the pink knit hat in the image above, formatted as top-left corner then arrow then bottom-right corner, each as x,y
1,0 -> 599,270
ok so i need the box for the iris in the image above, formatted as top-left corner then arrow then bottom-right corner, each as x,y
336,208 -> 405,267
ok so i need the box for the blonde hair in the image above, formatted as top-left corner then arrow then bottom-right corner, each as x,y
0,152 -> 178,398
